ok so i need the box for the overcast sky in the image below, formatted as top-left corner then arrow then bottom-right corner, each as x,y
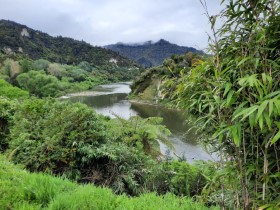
0,0 -> 223,50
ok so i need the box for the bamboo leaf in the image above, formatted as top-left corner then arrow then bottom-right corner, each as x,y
259,114 -> 264,131
269,100 -> 274,117
264,112 -> 272,130
273,100 -> 280,115
255,58 -> 260,70
233,106 -> 258,121
237,57 -> 250,67
248,75 -> 257,87
256,100 -> 268,120
261,73 -> 266,85
230,123 -> 241,147
271,130 -> 280,145
226,90 -> 234,106
249,112 -> 256,128
264,90 -> 280,100
223,82 -> 232,97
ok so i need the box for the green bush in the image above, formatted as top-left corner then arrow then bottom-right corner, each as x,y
16,70 -> 62,97
0,79 -> 29,99
8,99 -> 107,178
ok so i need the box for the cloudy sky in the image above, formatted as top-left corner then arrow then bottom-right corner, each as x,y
0,0 -> 223,50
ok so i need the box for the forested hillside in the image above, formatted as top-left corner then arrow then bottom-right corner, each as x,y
105,39 -> 203,67
0,19 -> 137,67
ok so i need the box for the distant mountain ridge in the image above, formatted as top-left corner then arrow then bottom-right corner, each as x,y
104,39 -> 203,67
0,19 -> 137,67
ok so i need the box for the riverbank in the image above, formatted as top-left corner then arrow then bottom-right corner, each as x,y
129,98 -> 180,111
60,91 -> 106,98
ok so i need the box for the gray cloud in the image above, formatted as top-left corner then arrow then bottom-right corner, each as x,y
0,0 -> 223,49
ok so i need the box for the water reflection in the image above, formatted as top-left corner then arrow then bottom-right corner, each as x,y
68,83 -> 214,162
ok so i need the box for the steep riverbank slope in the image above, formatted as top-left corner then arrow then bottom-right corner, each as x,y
130,52 -> 204,107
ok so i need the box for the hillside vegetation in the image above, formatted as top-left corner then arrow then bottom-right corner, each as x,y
0,19 -> 138,68
0,56 -> 141,97
105,39 -> 203,67
130,52 -> 203,106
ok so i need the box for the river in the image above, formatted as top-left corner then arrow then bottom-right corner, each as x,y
66,82 -> 214,163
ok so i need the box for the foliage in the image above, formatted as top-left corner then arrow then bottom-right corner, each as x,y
0,155 -> 218,210
0,56 -> 141,98
8,99 -> 107,177
0,97 -> 16,152
145,160 -> 207,198
175,0 -> 280,209
16,70 -> 63,97
2,96 -> 213,198
0,79 -> 29,99
5,98 -> 174,196
130,53 -> 204,106
106,115 -> 172,157
32,59 -> 50,71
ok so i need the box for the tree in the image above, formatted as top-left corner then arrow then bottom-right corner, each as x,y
16,70 -> 61,97
32,59 -> 50,71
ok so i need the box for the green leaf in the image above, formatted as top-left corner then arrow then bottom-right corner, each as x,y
256,100 -> 268,120
275,122 -> 280,129
271,130 -> 280,145
226,90 -> 234,106
264,90 -> 280,100
269,100 -> 274,117
237,57 -> 250,67
233,106 -> 258,121
255,58 -> 260,70
223,82 -> 232,97
264,112 -> 272,130
249,112 -> 256,128
259,114 -> 264,131
274,100 -> 280,115
230,123 -> 241,147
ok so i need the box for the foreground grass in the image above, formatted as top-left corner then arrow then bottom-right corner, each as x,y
0,155 -> 219,210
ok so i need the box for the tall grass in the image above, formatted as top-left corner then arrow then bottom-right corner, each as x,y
0,155 -> 218,210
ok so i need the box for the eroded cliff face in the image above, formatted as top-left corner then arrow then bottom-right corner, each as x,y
130,76 -> 167,105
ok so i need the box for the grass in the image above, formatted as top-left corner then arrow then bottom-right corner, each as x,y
0,155 -> 219,210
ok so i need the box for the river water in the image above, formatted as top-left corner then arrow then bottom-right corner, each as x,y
67,82 -> 214,163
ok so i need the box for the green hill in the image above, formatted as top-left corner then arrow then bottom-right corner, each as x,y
0,19 -> 137,68
105,39 -> 203,67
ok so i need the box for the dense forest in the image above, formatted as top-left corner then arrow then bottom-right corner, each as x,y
0,0 -> 279,209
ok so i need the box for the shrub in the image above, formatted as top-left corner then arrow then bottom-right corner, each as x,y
0,79 -> 29,99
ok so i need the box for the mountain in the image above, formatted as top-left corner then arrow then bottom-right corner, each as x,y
0,19 -> 137,68
104,39 -> 203,67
